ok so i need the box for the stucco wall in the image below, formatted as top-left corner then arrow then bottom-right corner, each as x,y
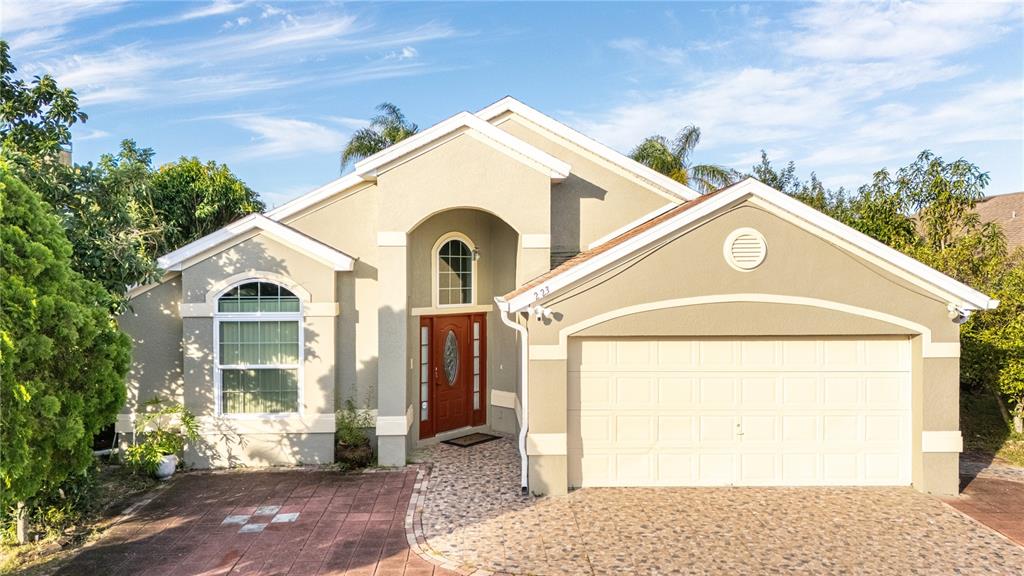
118,278 -> 184,413
283,183 -> 380,410
492,113 -> 675,261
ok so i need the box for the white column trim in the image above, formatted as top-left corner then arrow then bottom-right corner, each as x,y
526,432 -> 567,455
522,234 -> 551,249
377,231 -> 407,247
921,431 -> 963,453
490,390 -> 517,409
376,404 -> 415,436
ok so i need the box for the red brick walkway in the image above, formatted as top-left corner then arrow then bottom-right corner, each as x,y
56,468 -> 458,576
946,475 -> 1024,546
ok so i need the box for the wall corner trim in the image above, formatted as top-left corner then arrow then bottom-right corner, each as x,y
526,432 -> 567,455
921,430 -> 963,453
377,231 -> 407,247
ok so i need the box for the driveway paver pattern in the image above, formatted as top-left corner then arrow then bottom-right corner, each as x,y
419,437 -> 1024,575
946,454 -> 1024,546
55,468 -> 455,576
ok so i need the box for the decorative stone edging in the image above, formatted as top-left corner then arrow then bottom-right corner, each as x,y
404,463 -> 503,576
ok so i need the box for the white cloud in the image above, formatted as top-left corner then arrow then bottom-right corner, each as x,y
385,46 -> 419,61
73,128 -> 111,142
787,1 -> 1018,61
609,37 -> 686,66
3,0 -> 127,52
224,115 -> 348,159
37,45 -> 173,105
260,4 -> 286,19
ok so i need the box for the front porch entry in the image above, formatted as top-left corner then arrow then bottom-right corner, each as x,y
419,313 -> 487,439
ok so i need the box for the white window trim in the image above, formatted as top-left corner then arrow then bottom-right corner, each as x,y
213,281 -> 305,418
432,232 -> 477,309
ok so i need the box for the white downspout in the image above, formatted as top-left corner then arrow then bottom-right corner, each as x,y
495,296 -> 529,494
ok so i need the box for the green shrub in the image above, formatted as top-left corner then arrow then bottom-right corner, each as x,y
336,399 -> 373,447
123,397 -> 198,475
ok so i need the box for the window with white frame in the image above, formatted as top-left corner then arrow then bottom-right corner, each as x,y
436,235 -> 474,306
216,281 -> 301,414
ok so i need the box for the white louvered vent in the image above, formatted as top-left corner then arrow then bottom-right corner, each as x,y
723,228 -> 767,271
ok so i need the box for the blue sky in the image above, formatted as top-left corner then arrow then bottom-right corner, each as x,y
6,1 -> 1023,207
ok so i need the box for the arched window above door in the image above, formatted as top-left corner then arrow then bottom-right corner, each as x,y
434,233 -> 475,307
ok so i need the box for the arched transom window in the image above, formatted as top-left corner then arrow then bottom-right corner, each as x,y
436,234 -> 475,307
215,281 -> 302,415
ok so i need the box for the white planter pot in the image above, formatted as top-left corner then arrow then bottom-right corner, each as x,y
154,454 -> 178,480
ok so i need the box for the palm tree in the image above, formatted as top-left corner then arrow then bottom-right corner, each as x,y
629,125 -> 738,193
340,102 -> 419,172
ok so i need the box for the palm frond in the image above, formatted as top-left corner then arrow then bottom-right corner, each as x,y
689,163 -> 740,193
672,125 -> 701,165
629,136 -> 683,179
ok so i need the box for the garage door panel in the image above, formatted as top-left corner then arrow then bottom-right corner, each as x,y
569,337 -> 911,488
657,377 -> 696,405
699,377 -> 736,404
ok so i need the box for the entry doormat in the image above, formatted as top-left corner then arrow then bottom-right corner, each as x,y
442,433 -> 501,448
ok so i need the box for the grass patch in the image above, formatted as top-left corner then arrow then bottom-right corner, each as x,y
961,392 -> 1024,467
0,463 -> 159,576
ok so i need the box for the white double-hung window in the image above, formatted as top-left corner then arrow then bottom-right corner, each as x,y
215,281 -> 302,415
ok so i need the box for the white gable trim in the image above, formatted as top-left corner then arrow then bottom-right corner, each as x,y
156,214 -> 355,273
504,178 -> 998,313
476,97 -> 700,202
265,173 -> 369,222
353,111 -> 570,182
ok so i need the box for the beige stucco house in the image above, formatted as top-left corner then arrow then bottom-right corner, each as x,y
118,97 -> 997,497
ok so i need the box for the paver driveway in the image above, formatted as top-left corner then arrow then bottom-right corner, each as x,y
417,437 -> 1024,575
55,468 -> 453,576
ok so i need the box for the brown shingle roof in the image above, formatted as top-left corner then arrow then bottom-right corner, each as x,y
505,181 -> 742,301
973,191 -> 1024,251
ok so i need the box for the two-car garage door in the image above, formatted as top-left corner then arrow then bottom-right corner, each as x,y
567,337 -> 911,487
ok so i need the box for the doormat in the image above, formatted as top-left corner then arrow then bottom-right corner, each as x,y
442,433 -> 501,448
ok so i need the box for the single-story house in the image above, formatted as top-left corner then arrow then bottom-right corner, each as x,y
118,97 -> 997,497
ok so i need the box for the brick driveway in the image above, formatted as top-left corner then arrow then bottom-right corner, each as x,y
56,468 -> 454,576
418,437 -> 1024,575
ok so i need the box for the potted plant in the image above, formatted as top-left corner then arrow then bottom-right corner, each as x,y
335,399 -> 374,468
123,397 -> 199,480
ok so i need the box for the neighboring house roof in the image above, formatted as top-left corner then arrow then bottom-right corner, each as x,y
500,178 -> 999,313
156,213 -> 356,273
973,191 -> 1024,251
476,97 -> 700,202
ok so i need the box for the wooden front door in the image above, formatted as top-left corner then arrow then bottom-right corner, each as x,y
420,313 -> 486,438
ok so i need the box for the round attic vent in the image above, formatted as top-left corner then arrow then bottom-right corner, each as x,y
723,228 -> 767,271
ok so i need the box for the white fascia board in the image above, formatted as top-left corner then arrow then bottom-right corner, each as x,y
156,214 -> 355,273
476,97 -> 700,201
353,111 -> 570,181
587,201 -> 679,249
506,178 -> 998,312
265,173 -> 366,222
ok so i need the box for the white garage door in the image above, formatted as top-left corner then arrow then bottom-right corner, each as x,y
568,337 -> 911,487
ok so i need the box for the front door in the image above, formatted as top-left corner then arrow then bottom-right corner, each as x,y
420,313 -> 486,438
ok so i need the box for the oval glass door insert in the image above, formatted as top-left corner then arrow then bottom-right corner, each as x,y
443,329 -> 459,385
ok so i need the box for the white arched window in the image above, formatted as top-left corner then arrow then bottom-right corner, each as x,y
215,280 -> 302,415
434,233 -> 476,307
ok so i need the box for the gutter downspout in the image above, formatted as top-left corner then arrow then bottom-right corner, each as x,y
495,296 -> 529,495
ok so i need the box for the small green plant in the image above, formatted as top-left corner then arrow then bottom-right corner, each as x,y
335,400 -> 374,468
336,399 -> 374,446
123,397 -> 199,475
